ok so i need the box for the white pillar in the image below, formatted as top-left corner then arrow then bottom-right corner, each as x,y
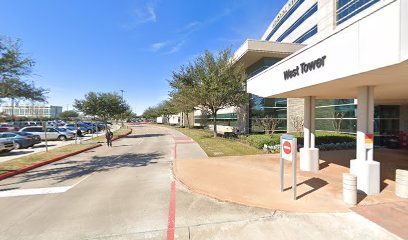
311,97 -> 316,148
304,97 -> 311,149
300,96 -> 319,172
350,86 -> 380,195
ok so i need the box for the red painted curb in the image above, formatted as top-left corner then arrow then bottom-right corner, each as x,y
0,144 -> 102,181
167,181 -> 176,240
111,128 -> 133,141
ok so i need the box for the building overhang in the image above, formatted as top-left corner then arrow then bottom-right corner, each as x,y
247,0 -> 408,104
233,40 -> 305,69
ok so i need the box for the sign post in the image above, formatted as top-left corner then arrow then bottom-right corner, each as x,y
42,122 -> 48,152
280,134 -> 297,200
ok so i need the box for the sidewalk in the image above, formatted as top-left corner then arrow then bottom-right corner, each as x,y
174,149 -> 408,213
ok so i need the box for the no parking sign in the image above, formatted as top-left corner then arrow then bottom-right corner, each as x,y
280,134 -> 297,200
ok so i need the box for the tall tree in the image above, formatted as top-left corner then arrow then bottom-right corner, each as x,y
0,37 -> 47,117
74,92 -> 130,127
169,65 -> 198,128
59,110 -> 79,121
182,48 -> 248,137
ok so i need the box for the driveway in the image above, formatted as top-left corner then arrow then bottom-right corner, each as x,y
0,125 -> 400,240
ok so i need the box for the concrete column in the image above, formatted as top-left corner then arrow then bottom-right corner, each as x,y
311,97 -> 316,148
350,86 -> 380,195
303,97 -> 311,149
300,96 -> 319,172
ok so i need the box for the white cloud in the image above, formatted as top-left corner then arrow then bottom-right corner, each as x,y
165,40 -> 185,55
151,41 -> 169,52
133,5 -> 156,24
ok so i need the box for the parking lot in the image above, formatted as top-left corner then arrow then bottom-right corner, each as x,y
0,124 -> 120,163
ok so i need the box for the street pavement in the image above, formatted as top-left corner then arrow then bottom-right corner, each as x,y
0,125 -> 401,240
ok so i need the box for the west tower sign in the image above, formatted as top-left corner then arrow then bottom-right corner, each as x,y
284,55 -> 327,80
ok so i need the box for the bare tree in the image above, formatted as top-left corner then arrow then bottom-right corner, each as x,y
332,112 -> 345,133
256,116 -> 281,134
290,116 -> 304,135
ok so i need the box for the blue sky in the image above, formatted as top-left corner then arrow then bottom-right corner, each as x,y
0,0 -> 286,115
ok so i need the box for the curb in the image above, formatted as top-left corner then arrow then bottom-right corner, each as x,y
0,144 -> 102,181
112,128 -> 133,141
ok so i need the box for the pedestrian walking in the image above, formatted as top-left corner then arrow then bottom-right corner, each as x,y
105,129 -> 113,147
76,128 -> 83,144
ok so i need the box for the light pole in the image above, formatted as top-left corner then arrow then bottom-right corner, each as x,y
120,90 -> 125,127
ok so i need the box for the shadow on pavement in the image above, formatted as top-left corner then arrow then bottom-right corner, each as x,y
0,150 -> 34,157
0,152 -> 163,187
126,134 -> 166,138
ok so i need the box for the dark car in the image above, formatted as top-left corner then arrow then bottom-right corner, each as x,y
13,132 -> 42,145
0,132 -> 39,149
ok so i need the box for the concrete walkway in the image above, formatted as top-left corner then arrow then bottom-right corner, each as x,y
0,125 -> 403,239
174,149 -> 408,213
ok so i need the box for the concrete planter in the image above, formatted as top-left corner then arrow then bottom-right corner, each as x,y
396,169 -> 408,198
343,173 -> 357,205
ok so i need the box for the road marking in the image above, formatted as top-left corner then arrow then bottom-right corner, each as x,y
71,172 -> 97,188
0,186 -> 71,198
167,181 -> 176,240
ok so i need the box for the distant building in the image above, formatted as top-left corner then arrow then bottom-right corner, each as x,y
0,105 -> 63,118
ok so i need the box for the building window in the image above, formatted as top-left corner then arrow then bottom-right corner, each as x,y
293,25 -> 318,43
336,0 -> 380,25
250,95 -> 288,133
276,3 -> 318,42
265,0 -> 305,41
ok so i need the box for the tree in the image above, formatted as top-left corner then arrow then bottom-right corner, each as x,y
142,106 -> 161,119
168,66 -> 198,128
256,116 -> 281,134
169,48 -> 248,137
332,112 -> 345,133
0,37 -> 47,101
59,110 -> 79,120
0,37 -> 47,118
156,100 -> 177,124
290,116 -> 304,135
74,92 -> 130,126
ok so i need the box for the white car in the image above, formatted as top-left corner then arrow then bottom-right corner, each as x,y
19,126 -> 75,141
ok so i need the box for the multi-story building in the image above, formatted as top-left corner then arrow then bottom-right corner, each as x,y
0,105 -> 63,119
195,0 -> 407,141
238,0 -> 408,194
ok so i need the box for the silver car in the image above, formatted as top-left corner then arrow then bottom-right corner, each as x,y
19,126 -> 75,141
0,139 -> 15,153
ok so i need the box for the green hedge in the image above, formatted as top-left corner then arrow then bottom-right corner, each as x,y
241,132 -> 356,149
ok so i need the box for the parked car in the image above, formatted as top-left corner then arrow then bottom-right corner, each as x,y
0,132 -> 39,149
56,127 -> 76,134
13,132 -> 42,146
0,138 -> 15,153
0,124 -> 19,132
19,126 -> 75,141
65,124 -> 95,134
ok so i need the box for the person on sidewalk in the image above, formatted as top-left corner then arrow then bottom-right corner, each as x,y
105,129 -> 113,147
76,128 -> 83,144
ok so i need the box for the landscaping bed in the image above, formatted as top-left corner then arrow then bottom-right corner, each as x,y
158,125 -> 263,157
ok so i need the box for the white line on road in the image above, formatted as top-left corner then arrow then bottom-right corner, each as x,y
0,186 -> 71,198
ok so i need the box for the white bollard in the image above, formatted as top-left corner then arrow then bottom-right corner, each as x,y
396,169 -> 408,198
343,173 -> 357,205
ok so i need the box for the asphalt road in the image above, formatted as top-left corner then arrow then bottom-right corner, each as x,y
0,125 -> 400,240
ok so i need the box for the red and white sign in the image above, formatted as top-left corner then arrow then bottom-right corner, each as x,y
365,134 -> 374,149
281,139 -> 295,161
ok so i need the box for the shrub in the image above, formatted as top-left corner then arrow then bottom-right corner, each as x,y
245,134 -> 282,149
244,132 -> 356,149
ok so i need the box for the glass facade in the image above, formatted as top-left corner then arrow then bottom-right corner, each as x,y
336,0 -> 380,25
194,113 -> 238,127
294,25 -> 318,43
315,99 -> 401,140
265,0 -> 305,41
277,3 -> 318,42
250,95 -> 287,133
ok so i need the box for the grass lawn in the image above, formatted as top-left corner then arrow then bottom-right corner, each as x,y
159,125 -> 263,157
0,127 -> 133,175
0,143 -> 97,175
